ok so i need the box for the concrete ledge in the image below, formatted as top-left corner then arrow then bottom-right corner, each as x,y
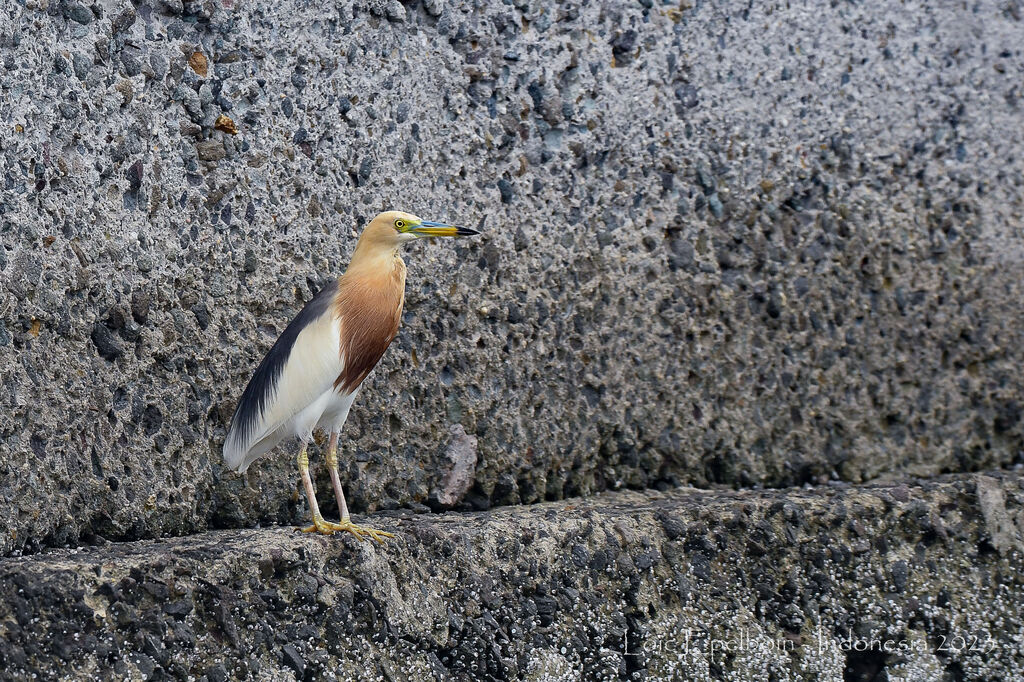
1,471 -> 1022,680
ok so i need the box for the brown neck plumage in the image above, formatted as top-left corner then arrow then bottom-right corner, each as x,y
332,227 -> 407,392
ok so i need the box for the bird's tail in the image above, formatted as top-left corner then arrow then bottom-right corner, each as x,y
223,427 -> 286,474
222,428 -> 248,472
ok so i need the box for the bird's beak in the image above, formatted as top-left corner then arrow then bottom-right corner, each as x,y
410,220 -> 479,238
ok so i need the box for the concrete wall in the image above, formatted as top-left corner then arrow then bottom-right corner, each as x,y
1,0 -> 1022,553
2,1 -> 1024,679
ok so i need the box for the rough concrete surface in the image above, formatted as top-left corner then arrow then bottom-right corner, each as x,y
1,0 -> 1021,550
1,471 -> 1022,681
1,1 -> 1024,677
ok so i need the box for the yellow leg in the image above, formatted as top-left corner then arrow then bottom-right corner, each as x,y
326,432 -> 350,520
323,431 -> 395,543
297,443 -> 335,535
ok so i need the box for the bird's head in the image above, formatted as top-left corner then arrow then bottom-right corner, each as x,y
360,210 -> 479,250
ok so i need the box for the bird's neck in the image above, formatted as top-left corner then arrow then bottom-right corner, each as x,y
337,246 -> 407,320
345,242 -> 404,283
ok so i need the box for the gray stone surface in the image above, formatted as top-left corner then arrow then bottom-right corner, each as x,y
1,471 -> 1022,680
1,0 -> 1023,555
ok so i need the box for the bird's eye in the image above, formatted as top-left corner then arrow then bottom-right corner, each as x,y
394,219 -> 406,230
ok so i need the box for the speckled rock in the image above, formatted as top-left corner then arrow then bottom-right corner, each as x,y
1,0 -> 1024,554
1,472 -> 1022,680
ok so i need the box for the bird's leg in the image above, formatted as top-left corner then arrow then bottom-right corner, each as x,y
297,443 -> 335,535
326,432 -> 351,521
323,431 -> 395,543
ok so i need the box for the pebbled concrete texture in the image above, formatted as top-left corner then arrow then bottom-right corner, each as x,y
1,471 -> 1022,680
1,0 -> 1024,554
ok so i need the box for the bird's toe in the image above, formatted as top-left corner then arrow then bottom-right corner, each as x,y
325,519 -> 394,543
357,525 -> 395,544
299,518 -> 337,535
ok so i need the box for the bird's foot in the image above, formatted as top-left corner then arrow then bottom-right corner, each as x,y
299,515 -> 337,535
325,518 -> 395,543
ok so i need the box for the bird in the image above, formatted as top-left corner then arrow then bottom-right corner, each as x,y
223,210 -> 479,540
